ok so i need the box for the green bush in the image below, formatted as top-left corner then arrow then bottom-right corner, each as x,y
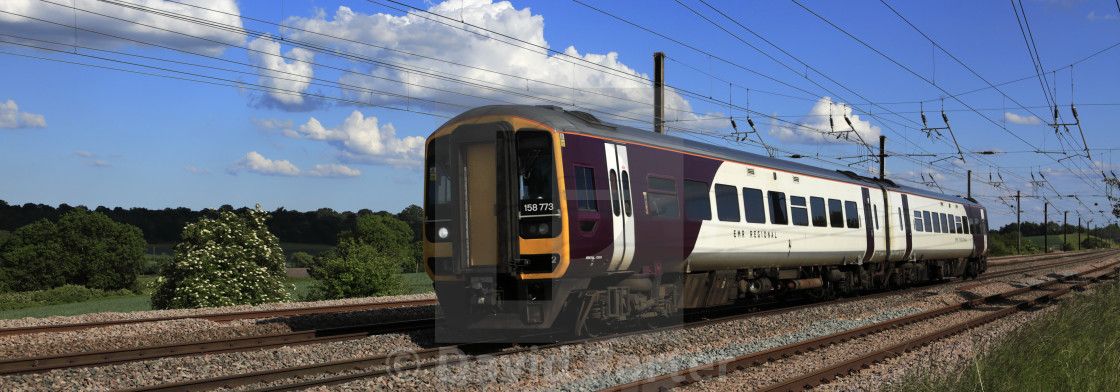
1082,236 -> 1110,249
0,209 -> 146,292
288,251 -> 313,268
141,254 -> 174,275
151,205 -> 291,309
0,284 -> 133,311
305,240 -> 403,300
338,214 -> 416,270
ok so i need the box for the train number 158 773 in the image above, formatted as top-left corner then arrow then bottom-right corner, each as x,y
522,202 -> 555,213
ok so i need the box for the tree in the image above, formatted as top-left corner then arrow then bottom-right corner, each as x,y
55,209 -> 147,291
305,240 -> 403,300
288,251 -> 313,268
1107,177 -> 1120,219
338,214 -> 415,269
396,205 -> 424,243
0,219 -> 66,292
0,209 -> 146,292
151,205 -> 290,309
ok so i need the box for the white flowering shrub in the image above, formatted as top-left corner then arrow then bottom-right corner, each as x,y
151,205 -> 291,309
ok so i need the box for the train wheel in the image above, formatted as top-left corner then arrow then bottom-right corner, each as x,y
837,273 -> 854,296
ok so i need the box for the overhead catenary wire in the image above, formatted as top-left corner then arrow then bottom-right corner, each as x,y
5,0 -> 1115,222
789,0 -> 1107,200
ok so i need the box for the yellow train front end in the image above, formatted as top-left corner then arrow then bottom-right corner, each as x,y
422,110 -> 576,341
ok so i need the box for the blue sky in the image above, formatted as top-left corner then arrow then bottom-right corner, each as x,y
2,0 -> 1119,229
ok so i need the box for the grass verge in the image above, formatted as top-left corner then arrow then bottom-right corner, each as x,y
888,279 -> 1120,392
0,274 -> 432,320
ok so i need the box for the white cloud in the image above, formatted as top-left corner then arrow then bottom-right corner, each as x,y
768,97 -> 880,145
0,0 -> 244,55
247,35 -> 318,110
1087,11 -> 1119,20
71,150 -> 111,166
229,151 -> 361,178
0,99 -> 46,129
306,163 -> 362,177
185,166 -> 211,175
282,0 -> 717,125
1004,112 -> 1043,125
277,110 -> 425,169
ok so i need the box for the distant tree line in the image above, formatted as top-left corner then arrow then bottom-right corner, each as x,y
989,221 -> 1120,256
0,200 -> 422,246
994,221 -> 1120,240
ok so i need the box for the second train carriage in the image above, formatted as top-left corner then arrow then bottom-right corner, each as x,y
423,105 -> 988,339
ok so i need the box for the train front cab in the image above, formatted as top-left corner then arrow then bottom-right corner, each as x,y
423,117 -> 577,341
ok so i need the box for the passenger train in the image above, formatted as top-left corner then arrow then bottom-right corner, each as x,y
423,105 -> 988,339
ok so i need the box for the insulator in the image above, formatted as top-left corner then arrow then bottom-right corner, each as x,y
747,117 -> 756,131
921,112 -> 928,127
844,116 -> 853,127
1054,106 -> 1060,121
829,116 -> 835,131
941,111 -> 949,125
730,118 -> 738,131
1071,105 -> 1079,120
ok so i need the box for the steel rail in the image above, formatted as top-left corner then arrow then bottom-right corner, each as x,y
0,298 -> 437,337
758,264 -> 1117,392
600,256 -> 1120,392
0,317 -> 435,375
121,251 -> 1115,392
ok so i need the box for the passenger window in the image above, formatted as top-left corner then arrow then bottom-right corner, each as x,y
684,180 -> 711,220
898,208 -> 906,232
923,211 -> 932,232
574,166 -> 597,212
913,211 -> 924,232
715,184 -> 740,222
743,187 -> 766,223
649,177 -> 675,192
810,197 -> 827,227
845,201 -> 860,228
645,176 -> 678,217
961,216 -> 970,234
621,171 -> 632,216
769,191 -> 788,225
931,211 -> 941,233
609,170 -> 620,216
941,214 -> 950,234
790,196 -> 809,226
873,205 -> 880,230
828,199 -> 844,228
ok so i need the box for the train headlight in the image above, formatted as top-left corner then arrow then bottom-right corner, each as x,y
538,223 -> 549,234
438,227 -> 449,239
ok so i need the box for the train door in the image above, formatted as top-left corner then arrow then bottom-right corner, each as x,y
438,122 -> 519,273
604,143 -> 636,271
861,187 -> 875,262
900,194 -> 913,260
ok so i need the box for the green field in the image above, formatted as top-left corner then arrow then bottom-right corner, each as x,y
0,272 -> 432,320
889,279 -> 1120,391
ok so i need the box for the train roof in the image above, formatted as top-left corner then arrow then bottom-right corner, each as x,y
442,105 -> 982,208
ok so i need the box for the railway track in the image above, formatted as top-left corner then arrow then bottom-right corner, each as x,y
0,317 -> 435,376
0,298 -> 437,337
602,255 -> 1120,391
106,250 -> 1116,391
